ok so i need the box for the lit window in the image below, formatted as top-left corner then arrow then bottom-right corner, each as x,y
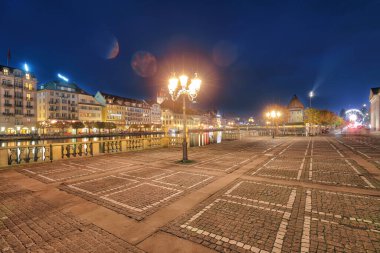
25,73 -> 30,79
26,93 -> 31,100
3,68 -> 9,75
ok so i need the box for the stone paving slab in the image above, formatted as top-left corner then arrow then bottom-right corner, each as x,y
303,189 -> 380,252
164,178 -> 380,253
163,179 -> 300,253
17,157 -> 138,183
60,168 -> 215,221
0,183 -> 144,253
246,138 -> 380,189
307,158 -> 380,189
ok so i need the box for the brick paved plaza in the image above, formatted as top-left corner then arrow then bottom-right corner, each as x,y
1,136 -> 379,253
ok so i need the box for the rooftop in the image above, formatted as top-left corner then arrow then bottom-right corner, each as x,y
370,87 -> 380,100
98,91 -> 149,107
0,64 -> 36,78
38,80 -> 89,95
288,95 -> 304,109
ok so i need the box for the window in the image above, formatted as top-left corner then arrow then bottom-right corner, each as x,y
26,93 -> 31,100
3,68 -> 9,75
25,73 -> 30,79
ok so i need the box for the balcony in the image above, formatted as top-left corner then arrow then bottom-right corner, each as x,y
2,112 -> 14,116
26,98 -> 34,101
15,104 -> 23,108
14,85 -> 23,89
1,83 -> 13,88
26,105 -> 33,109
14,96 -> 23,99
4,94 -> 12,98
25,114 -> 35,117
4,103 -> 12,107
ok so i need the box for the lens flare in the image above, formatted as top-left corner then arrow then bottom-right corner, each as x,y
107,38 -> 119,59
131,51 -> 157,78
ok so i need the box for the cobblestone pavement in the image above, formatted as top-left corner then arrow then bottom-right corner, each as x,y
247,137 -> 380,189
336,135 -> 380,168
17,156 -> 138,183
164,179 -> 380,253
1,136 -> 380,253
60,168 -> 215,221
0,182 -> 144,253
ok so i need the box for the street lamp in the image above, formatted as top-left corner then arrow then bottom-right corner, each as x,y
266,110 -> 281,138
309,91 -> 314,108
168,73 -> 202,162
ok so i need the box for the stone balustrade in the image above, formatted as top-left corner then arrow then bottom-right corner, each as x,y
0,134 -> 241,168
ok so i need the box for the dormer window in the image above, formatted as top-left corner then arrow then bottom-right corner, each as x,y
3,68 -> 9,75
25,73 -> 30,80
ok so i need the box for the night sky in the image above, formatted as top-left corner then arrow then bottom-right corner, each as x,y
1,0 -> 380,117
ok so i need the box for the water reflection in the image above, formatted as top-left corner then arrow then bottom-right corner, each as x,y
0,131 -> 225,148
189,131 -> 222,147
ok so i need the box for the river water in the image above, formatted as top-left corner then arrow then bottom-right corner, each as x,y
0,131 -> 223,148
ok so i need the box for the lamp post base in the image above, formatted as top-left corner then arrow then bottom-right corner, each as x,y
182,141 -> 188,161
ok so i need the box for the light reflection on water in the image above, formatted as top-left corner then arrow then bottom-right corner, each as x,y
0,131 -> 224,147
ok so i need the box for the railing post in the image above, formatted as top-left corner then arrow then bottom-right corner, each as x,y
161,137 -> 169,148
50,144 -> 53,162
143,139 -> 150,149
90,142 -> 93,156
0,149 -> 9,167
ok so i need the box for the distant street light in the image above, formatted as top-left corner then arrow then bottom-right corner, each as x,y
168,73 -> 201,162
309,91 -> 314,108
266,110 -> 281,139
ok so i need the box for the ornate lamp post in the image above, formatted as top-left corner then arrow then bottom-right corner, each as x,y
266,110 -> 281,139
168,73 -> 202,162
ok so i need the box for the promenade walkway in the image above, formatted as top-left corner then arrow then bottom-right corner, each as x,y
0,136 -> 379,252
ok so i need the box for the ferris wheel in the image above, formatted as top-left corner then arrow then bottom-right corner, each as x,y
345,109 -> 364,125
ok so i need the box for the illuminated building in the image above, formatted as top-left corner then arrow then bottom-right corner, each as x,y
287,95 -> 305,123
78,93 -> 103,122
149,102 -> 162,125
95,92 -> 151,129
0,65 -> 37,134
37,80 -> 102,123
160,100 -> 218,131
370,87 -> 380,131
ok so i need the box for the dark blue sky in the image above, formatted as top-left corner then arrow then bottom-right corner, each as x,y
1,0 -> 380,117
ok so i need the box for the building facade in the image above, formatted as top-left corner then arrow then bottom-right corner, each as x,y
37,81 -> 102,123
0,65 -> 37,134
149,102 -> 162,125
161,108 -> 200,131
288,95 -> 305,123
78,93 -> 102,122
95,92 -> 152,129
370,87 -> 380,131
